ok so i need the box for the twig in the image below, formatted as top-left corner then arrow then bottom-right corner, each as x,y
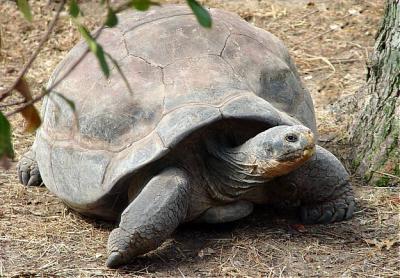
303,54 -> 336,72
331,58 -> 364,64
371,170 -> 400,180
294,9 -> 319,21
280,9 -> 319,31
5,1 -> 135,117
0,0 -> 66,102
45,0 -> 134,93
0,99 -> 26,108
300,58 -> 364,74
4,27 -> 107,118
5,88 -> 48,116
5,25 -> 105,118
301,29 -> 336,46
299,13 -> 353,47
178,268 -> 186,278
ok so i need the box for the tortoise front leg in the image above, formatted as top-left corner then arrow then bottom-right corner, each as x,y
17,148 -> 42,187
106,168 -> 190,268
275,146 -> 355,224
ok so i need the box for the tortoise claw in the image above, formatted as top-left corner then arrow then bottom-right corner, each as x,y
106,251 -> 124,269
300,186 -> 355,224
106,168 -> 189,268
17,151 -> 42,187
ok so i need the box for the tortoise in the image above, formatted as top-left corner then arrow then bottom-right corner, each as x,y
17,5 -> 355,268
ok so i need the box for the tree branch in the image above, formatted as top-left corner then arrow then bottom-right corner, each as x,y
5,88 -> 47,117
3,1 -> 139,117
0,99 -> 26,108
44,0 -> 133,93
0,0 -> 66,102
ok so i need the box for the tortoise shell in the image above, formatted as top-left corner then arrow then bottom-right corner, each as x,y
35,5 -> 316,215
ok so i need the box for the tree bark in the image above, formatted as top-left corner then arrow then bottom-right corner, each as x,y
350,0 -> 399,186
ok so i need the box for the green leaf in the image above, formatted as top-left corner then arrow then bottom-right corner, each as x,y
105,52 -> 134,95
77,25 -> 110,77
186,0 -> 212,28
0,111 -> 14,161
53,92 -> 76,111
130,0 -> 151,11
14,78 -> 41,133
105,8 -> 118,27
16,0 -> 33,22
77,24 -> 92,42
94,44 -> 110,77
69,0 -> 80,18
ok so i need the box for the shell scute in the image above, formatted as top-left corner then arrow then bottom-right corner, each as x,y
123,14 -> 230,67
162,55 -> 247,112
36,6 -> 316,209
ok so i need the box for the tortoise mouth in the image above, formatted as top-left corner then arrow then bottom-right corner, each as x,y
276,144 -> 316,162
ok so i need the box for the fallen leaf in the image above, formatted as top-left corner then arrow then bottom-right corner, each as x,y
20,105 -> 41,133
15,78 -> 41,133
388,196 -> 400,204
290,224 -> 307,233
364,238 -> 399,250
15,77 -> 32,100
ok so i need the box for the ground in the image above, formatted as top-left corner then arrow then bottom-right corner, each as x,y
0,0 -> 399,277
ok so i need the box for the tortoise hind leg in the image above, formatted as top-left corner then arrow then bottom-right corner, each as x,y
17,149 -> 42,187
300,181 -> 354,224
275,146 -> 355,224
194,201 -> 254,223
106,168 -> 190,268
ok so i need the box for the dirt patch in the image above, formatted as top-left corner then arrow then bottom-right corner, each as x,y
1,0 -> 399,277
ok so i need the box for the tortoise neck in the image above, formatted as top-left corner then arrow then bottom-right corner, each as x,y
205,141 -> 271,201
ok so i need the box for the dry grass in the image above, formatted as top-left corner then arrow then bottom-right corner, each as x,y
1,0 -> 399,277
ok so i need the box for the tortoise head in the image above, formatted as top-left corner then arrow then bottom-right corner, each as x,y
260,125 -> 315,177
233,125 -> 316,180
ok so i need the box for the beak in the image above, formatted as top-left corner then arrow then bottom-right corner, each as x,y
303,147 -> 315,158
303,131 -> 316,158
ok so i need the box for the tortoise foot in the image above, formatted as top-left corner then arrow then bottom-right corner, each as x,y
300,183 -> 355,224
106,168 -> 189,268
17,150 -> 42,187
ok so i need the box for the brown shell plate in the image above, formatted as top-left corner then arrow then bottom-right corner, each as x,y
35,5 -> 316,208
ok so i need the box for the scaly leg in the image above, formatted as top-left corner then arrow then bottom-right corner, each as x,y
106,168 -> 190,268
16,149 -> 42,186
275,146 -> 355,224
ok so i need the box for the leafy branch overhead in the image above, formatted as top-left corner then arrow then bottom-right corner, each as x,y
187,0 -> 212,28
0,112 -> 14,168
0,0 -> 212,167
16,0 -> 32,22
16,0 -> 211,78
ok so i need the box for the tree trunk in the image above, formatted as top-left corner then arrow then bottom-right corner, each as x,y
349,0 -> 399,186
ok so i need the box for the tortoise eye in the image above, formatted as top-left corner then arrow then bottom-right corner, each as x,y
285,134 -> 298,142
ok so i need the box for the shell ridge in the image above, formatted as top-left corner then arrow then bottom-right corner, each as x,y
123,13 -> 194,35
36,6 -> 317,210
230,32 -> 288,65
219,28 -> 232,57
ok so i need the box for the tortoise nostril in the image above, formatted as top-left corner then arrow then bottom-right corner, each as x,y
285,134 -> 298,142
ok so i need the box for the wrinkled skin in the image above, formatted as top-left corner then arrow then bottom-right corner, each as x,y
16,5 -> 355,268
18,126 -> 355,268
